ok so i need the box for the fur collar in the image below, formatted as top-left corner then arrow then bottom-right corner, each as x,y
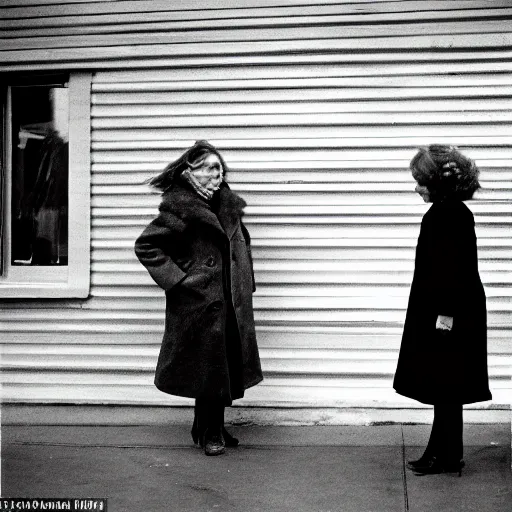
158,182 -> 246,240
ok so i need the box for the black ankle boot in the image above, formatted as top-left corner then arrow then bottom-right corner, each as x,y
406,452 -> 435,470
204,427 -> 225,456
412,457 -> 465,477
201,400 -> 226,456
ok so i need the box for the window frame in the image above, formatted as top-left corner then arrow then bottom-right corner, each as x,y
0,72 -> 91,298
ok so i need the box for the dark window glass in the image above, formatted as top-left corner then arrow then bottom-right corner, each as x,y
11,85 -> 69,266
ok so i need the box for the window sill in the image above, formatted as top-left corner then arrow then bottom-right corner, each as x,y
0,281 -> 89,299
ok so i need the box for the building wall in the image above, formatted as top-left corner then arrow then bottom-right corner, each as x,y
1,1 -> 511,420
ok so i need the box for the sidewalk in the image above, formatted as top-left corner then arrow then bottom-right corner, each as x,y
2,424 -> 511,512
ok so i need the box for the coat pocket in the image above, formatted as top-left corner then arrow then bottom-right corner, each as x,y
180,270 -> 209,290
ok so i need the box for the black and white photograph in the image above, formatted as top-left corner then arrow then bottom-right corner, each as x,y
0,1 -> 511,511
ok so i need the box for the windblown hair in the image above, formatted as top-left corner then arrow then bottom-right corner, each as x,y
148,140 -> 229,192
410,144 -> 480,201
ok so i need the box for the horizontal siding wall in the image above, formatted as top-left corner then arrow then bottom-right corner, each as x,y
0,0 -> 511,417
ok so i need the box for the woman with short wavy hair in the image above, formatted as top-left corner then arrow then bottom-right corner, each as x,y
393,144 -> 491,476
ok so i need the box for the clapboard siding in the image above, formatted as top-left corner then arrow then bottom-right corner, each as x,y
0,1 -> 510,415
2,1 -> 512,70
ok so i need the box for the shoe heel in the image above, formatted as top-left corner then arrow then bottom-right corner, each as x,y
223,426 -> 239,448
450,460 -> 464,477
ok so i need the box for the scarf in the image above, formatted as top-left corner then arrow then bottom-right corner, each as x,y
180,169 -> 220,202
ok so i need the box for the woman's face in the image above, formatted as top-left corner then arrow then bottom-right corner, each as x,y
189,153 -> 223,192
415,183 -> 431,203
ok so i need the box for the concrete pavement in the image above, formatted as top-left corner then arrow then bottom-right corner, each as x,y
2,423 -> 511,512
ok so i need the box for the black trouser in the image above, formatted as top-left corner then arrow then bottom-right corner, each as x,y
425,403 -> 463,462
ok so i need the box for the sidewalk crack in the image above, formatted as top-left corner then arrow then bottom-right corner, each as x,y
400,424 -> 410,512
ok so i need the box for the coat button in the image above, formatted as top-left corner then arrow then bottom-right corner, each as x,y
208,301 -> 223,312
205,256 -> 215,267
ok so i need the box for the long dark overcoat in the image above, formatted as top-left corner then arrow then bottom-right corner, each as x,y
393,200 -> 492,405
135,182 -> 263,403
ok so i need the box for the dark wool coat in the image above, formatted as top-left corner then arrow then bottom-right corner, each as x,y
393,200 -> 492,405
135,182 -> 263,403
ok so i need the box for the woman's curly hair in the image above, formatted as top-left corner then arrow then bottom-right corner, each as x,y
410,144 -> 480,201
148,139 -> 229,192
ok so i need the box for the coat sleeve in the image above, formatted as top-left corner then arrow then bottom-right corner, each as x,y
241,221 -> 256,293
427,207 -> 478,317
134,212 -> 187,291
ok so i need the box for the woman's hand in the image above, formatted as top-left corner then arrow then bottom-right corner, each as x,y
436,315 -> 453,331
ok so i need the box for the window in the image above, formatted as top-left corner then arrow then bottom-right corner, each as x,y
1,73 -> 91,298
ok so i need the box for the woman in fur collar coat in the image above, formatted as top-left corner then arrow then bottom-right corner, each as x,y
135,140 -> 263,456
393,145 -> 491,476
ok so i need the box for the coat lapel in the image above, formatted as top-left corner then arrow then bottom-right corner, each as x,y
217,184 -> 247,240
